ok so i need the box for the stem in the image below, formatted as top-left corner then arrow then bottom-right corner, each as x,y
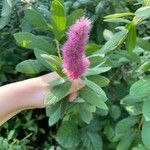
55,39 -> 62,59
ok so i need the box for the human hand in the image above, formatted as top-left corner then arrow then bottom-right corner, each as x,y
0,72 -> 85,126
35,72 -> 85,108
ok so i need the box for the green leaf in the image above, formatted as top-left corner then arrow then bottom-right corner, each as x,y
130,76 -> 150,99
34,49 -> 52,70
135,6 -> 150,20
42,54 -> 63,76
51,0 -> 66,40
115,116 -> 138,137
67,9 -> 85,27
47,103 -> 61,126
82,78 -> 107,99
34,48 -> 64,76
44,80 -> 71,105
16,59 -> 45,75
85,43 -> 101,56
84,103 -> 96,113
117,131 -> 135,150
132,144 -> 148,150
81,131 -> 103,150
126,23 -> 137,52
125,103 -> 142,116
87,75 -> 110,87
85,66 -> 111,76
1,0 -> 12,17
104,12 -> 134,19
46,99 -> 67,125
103,29 -> 114,41
48,77 -> 67,87
55,121 -> 80,148
121,94 -> 144,105
104,18 -> 131,23
14,32 -> 55,53
137,38 -> 150,51
25,7 -> 52,30
88,55 -> 106,67
142,120 -> 150,149
110,105 -> 121,120
0,0 -> 12,30
78,104 -> 93,124
104,125 -> 115,142
99,30 -> 128,54
7,130 -> 15,141
137,60 -> 150,73
0,16 -> 10,30
80,87 -> 108,110
116,50 -> 140,62
143,100 -> 150,121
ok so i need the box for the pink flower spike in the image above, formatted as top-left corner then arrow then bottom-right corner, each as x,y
62,17 -> 91,80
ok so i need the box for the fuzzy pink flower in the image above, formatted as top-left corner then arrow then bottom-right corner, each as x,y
62,17 -> 91,80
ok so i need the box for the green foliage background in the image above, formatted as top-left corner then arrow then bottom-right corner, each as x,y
0,0 -> 150,149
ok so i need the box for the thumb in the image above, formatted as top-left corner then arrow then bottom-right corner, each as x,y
69,79 -> 85,94
68,79 -> 85,102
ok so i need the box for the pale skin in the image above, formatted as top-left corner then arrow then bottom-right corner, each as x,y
0,72 -> 85,126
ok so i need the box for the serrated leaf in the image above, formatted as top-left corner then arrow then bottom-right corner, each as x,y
142,120 -> 150,149
16,59 -> 45,75
143,100 -> 150,121
44,80 -> 71,105
25,7 -> 51,30
81,131 -> 103,150
14,32 -> 55,53
55,121 -> 80,148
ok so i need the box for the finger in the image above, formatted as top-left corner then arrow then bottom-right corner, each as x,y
68,92 -> 78,102
69,79 -> 85,93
